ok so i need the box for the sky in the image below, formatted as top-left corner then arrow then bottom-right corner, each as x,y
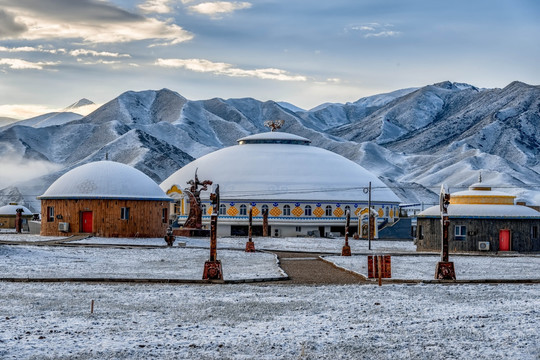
0,0 -> 539,119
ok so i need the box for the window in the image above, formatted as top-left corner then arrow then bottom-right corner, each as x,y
240,204 -> 247,216
304,205 -> 312,216
47,206 -> 54,222
201,204 -> 207,215
344,205 -> 351,216
283,205 -> 291,216
532,225 -> 539,239
385,207 -> 390,217
325,205 -> 332,216
454,225 -> 467,241
174,202 -> 181,215
120,207 -> 130,220
261,204 -> 269,215
296,226 -> 302,232
219,204 -> 226,215
162,208 -> 168,223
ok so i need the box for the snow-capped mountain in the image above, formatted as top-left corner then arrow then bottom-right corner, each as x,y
0,81 -> 538,212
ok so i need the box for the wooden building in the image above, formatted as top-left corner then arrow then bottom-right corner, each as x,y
0,203 -> 33,230
416,182 -> 540,253
38,161 -> 172,237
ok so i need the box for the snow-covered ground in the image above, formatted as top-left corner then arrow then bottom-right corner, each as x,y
0,282 -> 538,359
0,245 -> 284,281
0,234 -> 539,358
326,255 -> 540,280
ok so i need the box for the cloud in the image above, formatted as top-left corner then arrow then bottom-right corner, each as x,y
348,23 -> 401,38
0,45 -> 66,54
155,58 -> 307,81
138,0 -> 174,14
0,144 -> 63,189
0,103 -> 100,120
188,1 -> 251,18
0,58 -> 59,70
69,49 -> 131,58
0,0 -> 193,45
0,9 -> 27,37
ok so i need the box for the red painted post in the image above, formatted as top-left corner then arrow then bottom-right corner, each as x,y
341,210 -> 351,256
435,184 -> 456,280
245,206 -> 255,252
203,185 -> 223,280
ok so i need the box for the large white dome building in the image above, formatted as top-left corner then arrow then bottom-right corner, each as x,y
161,132 -> 401,237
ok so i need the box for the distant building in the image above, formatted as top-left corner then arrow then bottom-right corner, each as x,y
38,161 -> 172,237
0,203 -> 33,230
416,182 -> 540,252
160,131 -> 401,237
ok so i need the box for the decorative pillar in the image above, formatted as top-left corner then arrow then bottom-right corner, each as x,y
245,206 -> 255,252
341,210 -> 351,256
435,184 -> 456,280
203,185 -> 223,280
262,208 -> 268,237
15,208 -> 23,233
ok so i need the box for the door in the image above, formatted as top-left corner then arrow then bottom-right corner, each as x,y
499,229 -> 510,251
82,211 -> 93,233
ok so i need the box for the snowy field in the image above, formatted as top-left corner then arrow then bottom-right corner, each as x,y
0,282 -> 538,359
326,255 -> 540,280
71,235 -> 418,253
0,245 -> 284,281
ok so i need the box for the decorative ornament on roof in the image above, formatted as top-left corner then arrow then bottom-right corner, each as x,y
264,119 -> 285,132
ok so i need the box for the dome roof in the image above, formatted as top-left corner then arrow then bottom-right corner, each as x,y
39,161 -> 171,201
417,204 -> 540,219
450,183 -> 515,205
0,203 -> 33,215
161,132 -> 400,203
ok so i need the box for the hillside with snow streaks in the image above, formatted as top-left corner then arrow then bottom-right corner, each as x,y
0,81 -> 539,212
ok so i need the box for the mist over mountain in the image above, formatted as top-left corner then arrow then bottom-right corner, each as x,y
0,81 -> 538,213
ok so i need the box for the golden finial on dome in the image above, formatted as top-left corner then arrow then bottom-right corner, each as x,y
264,119 -> 285,132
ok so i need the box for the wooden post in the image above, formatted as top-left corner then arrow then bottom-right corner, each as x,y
90,300 -> 94,314
435,184 -> 456,280
245,206 -> 255,252
368,182 -> 372,250
341,210 -> 351,256
377,255 -> 382,286
262,209 -> 268,237
203,185 -> 223,280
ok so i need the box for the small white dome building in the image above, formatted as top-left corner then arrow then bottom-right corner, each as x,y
0,203 -> 33,230
38,161 -> 172,237
416,181 -> 540,252
161,132 -> 401,237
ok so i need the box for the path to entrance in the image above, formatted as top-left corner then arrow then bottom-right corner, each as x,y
269,251 -> 366,285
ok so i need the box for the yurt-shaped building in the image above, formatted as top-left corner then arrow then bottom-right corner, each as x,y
0,203 -> 33,230
38,161 -> 172,237
160,131 -> 401,237
416,181 -> 540,252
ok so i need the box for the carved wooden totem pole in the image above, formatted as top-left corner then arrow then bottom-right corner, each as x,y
184,169 -> 212,230
262,208 -> 269,237
203,185 -> 223,280
435,184 -> 456,280
245,206 -> 255,252
341,210 -> 351,256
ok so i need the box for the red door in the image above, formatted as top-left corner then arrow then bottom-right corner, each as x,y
82,211 -> 93,233
499,229 -> 510,251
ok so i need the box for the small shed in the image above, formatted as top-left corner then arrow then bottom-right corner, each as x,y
0,203 -> 33,230
38,161 -> 172,237
416,182 -> 540,253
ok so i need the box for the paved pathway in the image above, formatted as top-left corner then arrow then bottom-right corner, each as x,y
269,251 -> 366,285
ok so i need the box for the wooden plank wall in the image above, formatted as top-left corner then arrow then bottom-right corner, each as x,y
40,199 -> 169,237
416,218 -> 540,252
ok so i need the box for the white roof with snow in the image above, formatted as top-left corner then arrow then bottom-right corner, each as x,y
0,204 -> 33,215
161,132 -> 400,203
39,161 -> 171,201
417,204 -> 540,219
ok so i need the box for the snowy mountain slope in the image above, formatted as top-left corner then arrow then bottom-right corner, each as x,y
0,81 -> 539,213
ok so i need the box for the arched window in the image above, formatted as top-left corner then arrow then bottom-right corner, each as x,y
325,205 -> 332,216
261,204 -> 269,215
385,206 -> 390,217
344,205 -> 351,215
304,205 -> 312,216
201,204 -> 207,215
240,204 -> 247,216
283,205 -> 291,216
219,204 -> 226,215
